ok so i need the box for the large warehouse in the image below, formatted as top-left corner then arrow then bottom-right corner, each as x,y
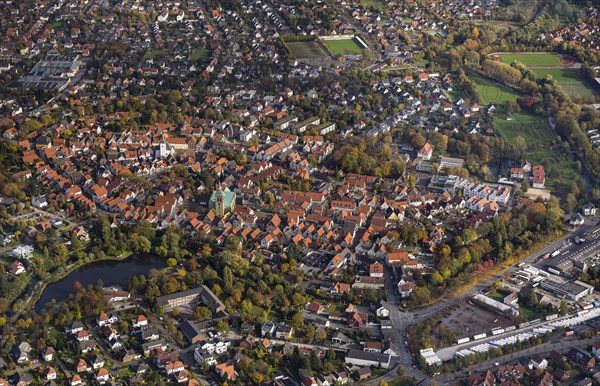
473,294 -> 519,318
344,349 -> 391,369
539,279 -> 594,301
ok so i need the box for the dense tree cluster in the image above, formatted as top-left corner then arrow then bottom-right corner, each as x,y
409,198 -> 564,305
331,134 -> 406,177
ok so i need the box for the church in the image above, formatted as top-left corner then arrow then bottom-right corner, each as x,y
209,184 -> 236,217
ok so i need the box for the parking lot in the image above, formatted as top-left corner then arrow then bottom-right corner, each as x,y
434,302 -> 513,345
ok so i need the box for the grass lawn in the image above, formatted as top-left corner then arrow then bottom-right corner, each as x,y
119,368 -> 135,377
118,307 -> 143,320
495,112 -> 554,146
248,305 -> 265,317
390,377 -> 418,386
519,304 -> 543,321
470,76 -> 519,105
287,41 -> 327,59
530,68 -> 598,98
360,0 -> 384,8
372,368 -> 388,377
325,303 -> 346,313
322,38 -> 364,55
559,82 -> 598,99
531,68 -> 581,82
145,49 -> 168,59
527,148 -> 580,189
191,48 -> 209,61
487,289 -> 511,302
498,53 -> 562,67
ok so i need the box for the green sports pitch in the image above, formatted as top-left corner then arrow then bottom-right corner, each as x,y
286,41 -> 327,59
497,53 -> 562,67
322,38 -> 364,55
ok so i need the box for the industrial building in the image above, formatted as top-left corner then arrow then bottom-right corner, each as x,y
472,294 -> 519,318
17,52 -> 82,91
539,279 -> 594,301
344,349 -> 391,369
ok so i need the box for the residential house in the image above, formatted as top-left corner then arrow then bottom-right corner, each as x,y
13,342 -> 31,364
567,348 -> 596,369
276,324 -> 294,340
417,143 -> 433,160
261,322 -> 276,337
531,354 -> 548,370
42,347 -> 55,362
215,363 -> 237,381
369,262 -> 384,277
347,312 -> 368,328
96,368 -> 110,384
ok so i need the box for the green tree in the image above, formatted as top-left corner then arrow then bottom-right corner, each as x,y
217,319 -> 229,335
223,266 -> 233,293
559,300 -> 569,316
193,306 -> 212,321
305,324 -> 315,343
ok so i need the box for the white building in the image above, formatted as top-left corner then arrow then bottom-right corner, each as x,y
344,349 -> 391,369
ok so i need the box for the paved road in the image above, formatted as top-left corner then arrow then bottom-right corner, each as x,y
435,335 -> 600,384
12,207 -> 77,228
381,265 -> 430,385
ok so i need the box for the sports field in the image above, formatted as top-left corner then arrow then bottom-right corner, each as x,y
559,82 -> 598,99
322,38 -> 364,55
531,67 -> 581,82
530,68 -> 598,98
470,76 -> 518,105
497,53 -> 562,67
287,41 -> 327,59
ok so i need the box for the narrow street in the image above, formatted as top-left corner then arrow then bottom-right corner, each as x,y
382,265 -> 429,385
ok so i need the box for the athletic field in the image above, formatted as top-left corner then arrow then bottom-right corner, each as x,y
322,38 -> 364,55
287,41 -> 327,59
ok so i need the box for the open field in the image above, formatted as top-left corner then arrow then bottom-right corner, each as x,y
530,68 -> 598,98
560,82 -> 598,99
286,41 -> 327,59
531,67 -> 582,82
390,377 -> 419,386
527,148 -> 580,190
322,38 -> 364,55
497,53 -> 562,67
191,48 -> 209,61
525,188 -> 552,200
145,49 -> 169,59
358,0 -> 384,8
495,112 -> 554,145
470,76 -> 519,105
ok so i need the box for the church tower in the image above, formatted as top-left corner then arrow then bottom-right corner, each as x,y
215,183 -> 225,217
156,137 -> 169,158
